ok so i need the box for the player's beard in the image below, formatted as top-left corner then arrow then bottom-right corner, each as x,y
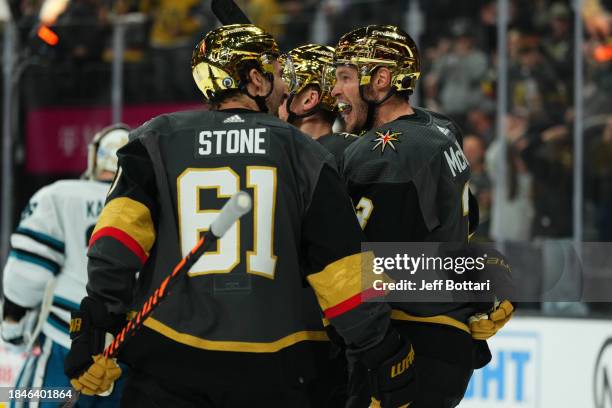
341,97 -> 368,134
266,87 -> 285,117
278,96 -> 289,121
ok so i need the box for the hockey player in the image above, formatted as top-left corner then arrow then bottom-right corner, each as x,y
331,25 -> 514,407
278,44 -> 358,402
64,24 -> 416,408
278,44 -> 357,167
1,124 -> 129,407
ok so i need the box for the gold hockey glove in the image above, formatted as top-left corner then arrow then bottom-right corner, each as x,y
469,300 -> 514,340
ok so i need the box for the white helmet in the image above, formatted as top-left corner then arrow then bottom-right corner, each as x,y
84,124 -> 130,180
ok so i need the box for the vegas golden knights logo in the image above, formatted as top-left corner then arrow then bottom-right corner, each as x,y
391,345 -> 415,378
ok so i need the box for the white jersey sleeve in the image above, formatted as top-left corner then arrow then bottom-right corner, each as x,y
2,180 -> 110,348
3,184 -> 65,308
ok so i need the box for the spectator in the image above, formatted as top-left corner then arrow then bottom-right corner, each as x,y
542,3 -> 574,90
466,108 -> 496,146
487,110 -> 534,242
589,117 -> 612,241
54,0 -> 105,63
421,36 -> 452,113
275,0 -> 316,50
508,33 -> 568,124
584,8 -> 612,118
323,0 -> 406,48
513,0 -> 551,33
148,0 -> 204,101
100,0 -> 149,65
44,0 -> 108,102
516,112 -> 587,315
473,0 -> 497,53
464,135 -> 493,239
237,0 -> 282,38
583,0 -> 611,40
426,19 -> 489,123
486,111 -> 539,311
319,0 -> 353,43
100,0 -> 152,103
518,120 -> 571,237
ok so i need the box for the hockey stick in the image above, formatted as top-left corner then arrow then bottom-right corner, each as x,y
0,277 -> 55,367
25,277 -> 57,352
104,190 -> 251,358
211,0 -> 252,25
63,191 -> 252,407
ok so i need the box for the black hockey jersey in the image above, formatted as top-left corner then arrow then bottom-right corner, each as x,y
343,107 -> 470,242
342,107 -> 477,331
317,132 -> 358,169
87,108 -> 389,387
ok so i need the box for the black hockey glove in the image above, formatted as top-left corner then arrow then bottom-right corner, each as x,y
64,297 -> 124,395
348,329 -> 417,408
1,297 -> 33,351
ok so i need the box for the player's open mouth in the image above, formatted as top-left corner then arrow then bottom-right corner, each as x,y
338,102 -> 352,118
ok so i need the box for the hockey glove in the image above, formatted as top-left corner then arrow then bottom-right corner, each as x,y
64,297 -> 124,395
350,329 -> 417,408
70,354 -> 122,396
1,300 -> 37,353
1,318 -> 30,353
469,300 -> 514,340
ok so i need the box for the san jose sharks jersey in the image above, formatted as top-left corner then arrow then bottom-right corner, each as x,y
3,180 -> 110,348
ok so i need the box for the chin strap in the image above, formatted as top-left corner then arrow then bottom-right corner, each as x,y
359,86 -> 397,132
286,93 -> 322,124
239,72 -> 274,113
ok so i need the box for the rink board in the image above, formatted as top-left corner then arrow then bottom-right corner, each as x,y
460,315 -> 612,408
2,316 -> 611,407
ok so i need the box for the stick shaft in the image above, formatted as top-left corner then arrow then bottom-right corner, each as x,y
211,0 -> 251,24
64,232 -> 219,408
104,232 -> 217,358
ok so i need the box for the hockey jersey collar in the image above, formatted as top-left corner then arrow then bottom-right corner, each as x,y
394,107 -> 430,126
217,108 -> 261,114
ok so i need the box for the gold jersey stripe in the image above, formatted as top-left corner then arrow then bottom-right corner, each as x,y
144,317 -> 329,353
390,309 -> 470,334
93,197 -> 155,256
307,252 -> 375,311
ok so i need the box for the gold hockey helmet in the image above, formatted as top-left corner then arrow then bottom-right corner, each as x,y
334,25 -> 420,94
280,44 -> 336,111
191,24 -> 281,100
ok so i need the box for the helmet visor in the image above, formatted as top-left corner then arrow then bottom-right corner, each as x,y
321,63 -> 337,98
279,53 -> 299,94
